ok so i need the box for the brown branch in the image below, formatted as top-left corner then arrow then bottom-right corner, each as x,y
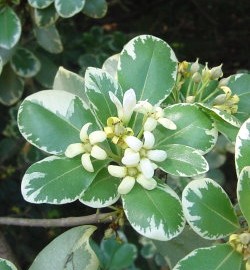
0,212 -> 115,228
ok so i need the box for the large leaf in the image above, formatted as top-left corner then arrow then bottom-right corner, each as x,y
18,90 -> 97,155
34,4 -> 59,27
235,118 -> 250,176
85,67 -> 123,126
10,47 -> 41,77
0,64 -> 24,105
102,53 -> 119,79
0,7 -> 21,49
159,144 -> 209,177
82,0 -> 107,18
28,225 -> 99,270
155,104 -> 218,154
34,25 -> 63,54
28,0 -> 54,9
80,168 -> 119,208
0,258 -> 18,270
21,155 -> 109,204
182,178 -> 239,239
117,35 -> 178,104
55,0 -> 85,18
122,183 -> 185,241
237,166 -> 250,226
173,244 -> 243,270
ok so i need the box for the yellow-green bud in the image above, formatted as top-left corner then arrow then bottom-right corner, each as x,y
201,62 -> 211,82
210,64 -> 223,80
239,233 -> 250,245
218,76 -> 231,87
190,58 -> 200,74
213,94 -> 227,105
178,61 -> 189,74
192,72 -> 201,83
186,96 -> 196,103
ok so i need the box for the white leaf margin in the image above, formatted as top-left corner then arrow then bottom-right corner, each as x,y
0,258 -> 18,270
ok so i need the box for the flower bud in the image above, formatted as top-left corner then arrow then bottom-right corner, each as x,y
178,61 -> 189,74
186,95 -> 196,103
210,64 -> 223,80
192,72 -> 201,83
218,76 -> 231,87
201,62 -> 211,82
213,94 -> 227,105
190,58 -> 200,74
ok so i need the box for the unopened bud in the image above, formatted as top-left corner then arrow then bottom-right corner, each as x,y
190,58 -> 200,74
192,72 -> 201,83
210,64 -> 223,80
218,76 -> 231,87
213,94 -> 227,105
186,96 -> 196,103
201,62 -> 211,82
220,86 -> 232,97
178,61 -> 189,74
239,233 -> 250,245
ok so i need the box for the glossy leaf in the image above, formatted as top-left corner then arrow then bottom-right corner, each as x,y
34,25 -> 63,54
18,90 -> 97,155
159,144 -> 209,177
10,47 -> 41,77
55,0 -> 85,18
0,46 -> 15,65
173,244 -> 243,270
0,7 -> 21,49
102,53 -> 119,79
118,35 -> 178,104
155,104 -> 218,154
34,4 -> 59,27
235,118 -> 250,176
28,0 -> 54,9
80,168 -> 119,208
21,156 -> 109,204
182,178 -> 239,239
122,183 -> 185,241
237,166 -> 250,226
0,258 -> 18,270
82,0 -> 107,18
28,226 -> 99,270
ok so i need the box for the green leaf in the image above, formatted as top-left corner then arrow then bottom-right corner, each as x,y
55,0 -> 86,18
82,0 -> 107,18
0,64 -> 24,105
0,7 -> 21,49
102,53 -> 119,79
85,67 -> 123,126
235,118 -> 250,176
28,0 -> 54,9
17,90 -> 97,154
173,244 -> 243,270
159,144 -> 209,177
122,183 -> 185,241
182,178 -> 239,239
10,47 -> 41,77
22,156 -> 109,204
34,25 -> 63,54
0,57 -> 2,75
28,225 -> 99,270
155,104 -> 218,154
53,67 -> 88,106
34,4 -> 59,27
237,166 -> 250,226
117,35 -> 178,104
228,74 -> 250,122
0,258 -> 18,270
0,46 -> 15,65
80,168 -> 119,208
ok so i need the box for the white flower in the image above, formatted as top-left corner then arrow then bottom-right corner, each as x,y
108,165 -> 157,195
121,131 -> 167,179
135,100 -> 177,131
109,88 -> 136,124
65,123 -> 107,172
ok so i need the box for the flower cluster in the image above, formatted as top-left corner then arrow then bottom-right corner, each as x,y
65,89 -> 177,195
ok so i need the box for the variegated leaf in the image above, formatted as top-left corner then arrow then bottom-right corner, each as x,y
122,183 -> 185,241
34,4 -> 59,27
182,178 -> 239,240
0,57 -> 2,75
28,226 -> 99,270
55,0 -> 86,18
0,258 -> 18,270
0,46 -> 15,65
102,53 -> 120,79
28,0 -> 54,9
82,0 -> 107,19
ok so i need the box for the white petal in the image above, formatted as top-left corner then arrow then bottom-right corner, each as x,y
140,158 -> 154,178
108,165 -> 127,178
81,153 -> 94,172
144,117 -> 158,131
89,130 -> 107,145
158,117 -> 177,130
80,123 -> 92,142
118,176 -> 135,195
155,106 -> 164,118
147,150 -> 167,162
124,136 -> 143,152
134,100 -> 153,114
136,174 -> 157,190
90,145 -> 107,160
122,88 -> 136,123
65,143 -> 85,158
109,91 -> 123,119
122,152 -> 140,166
143,131 -> 155,149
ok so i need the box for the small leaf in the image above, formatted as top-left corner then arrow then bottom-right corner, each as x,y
182,178 -> 239,240
173,244 -> 243,270
235,118 -> 250,176
28,0 -> 54,9
102,53 -> 119,79
80,168 -> 120,208
22,156 -> 109,204
34,4 -> 59,27
28,225 -> 99,270
0,46 -> 15,65
159,144 -> 209,177
122,183 -> 185,241
0,7 -> 21,49
34,25 -> 63,54
237,166 -> 250,226
10,47 -> 41,77
82,0 -> 107,18
0,258 -> 18,270
55,0 -> 86,18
